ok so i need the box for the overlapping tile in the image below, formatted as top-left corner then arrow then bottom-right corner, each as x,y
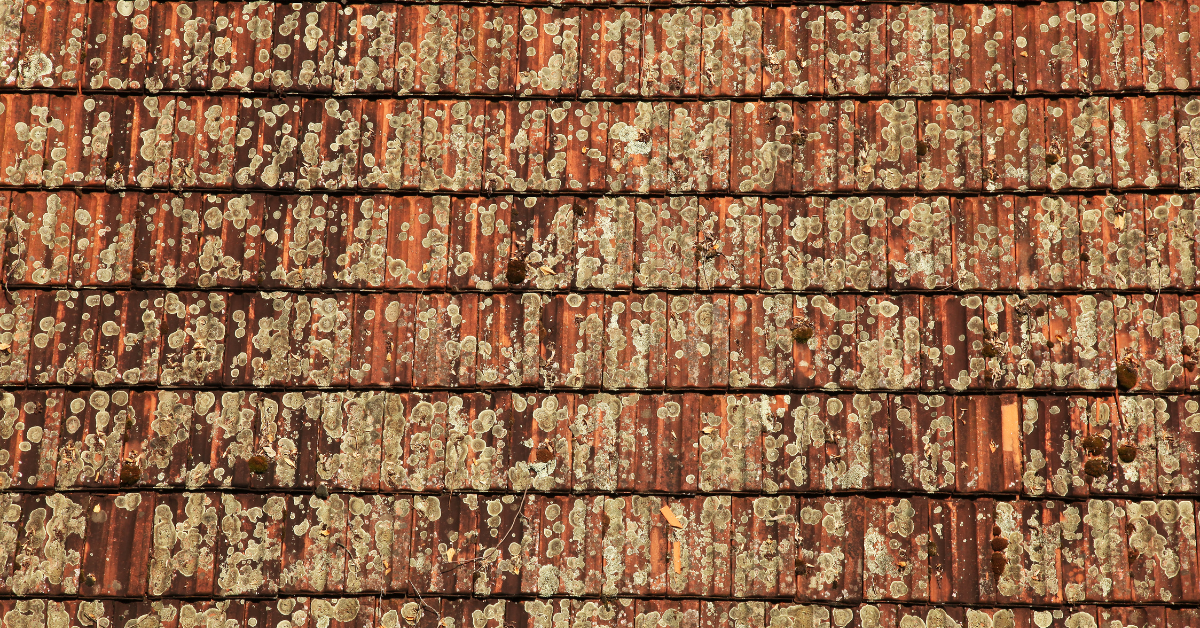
6,0 -> 1200,619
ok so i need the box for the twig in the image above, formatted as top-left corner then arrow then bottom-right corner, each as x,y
406,580 -> 441,625
0,216 -> 13,304
439,487 -> 531,578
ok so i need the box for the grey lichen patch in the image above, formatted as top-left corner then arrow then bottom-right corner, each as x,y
603,294 -> 667,389
0,295 -> 32,383
142,391 -> 194,487
1081,499 -> 1126,600
310,599 -> 362,628
7,108 -> 63,186
830,395 -> 885,490
599,496 -> 626,597
281,494 -> 348,593
216,494 -> 285,595
766,604 -> 830,628
381,397 -> 446,491
133,97 -> 178,188
1081,196 -> 1146,290
570,396 -> 618,491
699,395 -> 763,492
5,494 -> 85,595
887,7 -> 950,95
1160,396 -> 1200,493
799,499 -> 853,599
1021,398 -> 1050,497
864,498 -> 924,600
890,197 -> 952,288
420,101 -> 486,192
993,502 -> 1060,600
299,295 -> 352,387
1126,500 -> 1191,601
321,392 -> 385,490
56,392 -> 129,489
7,193 -> 71,286
1179,99 -> 1200,187
161,293 -> 227,386
576,197 -> 635,290
1018,197 -> 1080,292
242,292 -> 295,386
874,101 -> 918,190
733,496 -> 795,597
826,8 -> 886,95
552,498 -> 589,596
148,493 -> 218,596
899,396 -> 955,492
855,297 -> 922,389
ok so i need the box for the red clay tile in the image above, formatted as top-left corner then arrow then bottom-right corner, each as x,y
580,8 -> 642,98
641,8 -> 703,98
825,5 -> 887,96
148,1 -> 213,92
1141,0 -> 1194,91
700,7 -> 762,98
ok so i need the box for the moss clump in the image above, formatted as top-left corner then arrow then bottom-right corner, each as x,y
1116,362 -> 1138,390
991,537 -> 1009,552
119,461 -> 141,486
248,455 -> 272,475
1080,434 -> 1106,456
990,551 -> 1007,578
1084,458 -> 1110,478
1117,444 -> 1137,463
792,323 -> 815,344
506,259 -> 527,284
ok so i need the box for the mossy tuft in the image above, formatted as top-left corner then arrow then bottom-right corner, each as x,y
248,455 -> 272,475
1084,458 -> 1110,478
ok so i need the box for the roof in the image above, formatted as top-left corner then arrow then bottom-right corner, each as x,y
2,0 -> 1200,626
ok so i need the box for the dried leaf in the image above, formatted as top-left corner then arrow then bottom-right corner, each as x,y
661,505 -> 684,528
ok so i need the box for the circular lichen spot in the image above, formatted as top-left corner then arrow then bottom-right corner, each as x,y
1083,458 -> 1110,478
247,455 -> 272,475
1116,362 -> 1138,390
1116,443 -> 1137,463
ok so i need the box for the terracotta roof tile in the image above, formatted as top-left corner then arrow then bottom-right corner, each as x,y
8,0 -> 1200,617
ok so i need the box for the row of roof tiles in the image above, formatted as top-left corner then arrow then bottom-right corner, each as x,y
3,1 -> 1200,97
1,94 -> 1198,194
3,191 -> 1199,293
3,388 -> 1199,494
2,490 -> 1199,604
3,598 -> 1191,628
1,289 -> 1199,391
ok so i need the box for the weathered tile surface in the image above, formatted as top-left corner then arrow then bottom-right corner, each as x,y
4,0 -> 1200,620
